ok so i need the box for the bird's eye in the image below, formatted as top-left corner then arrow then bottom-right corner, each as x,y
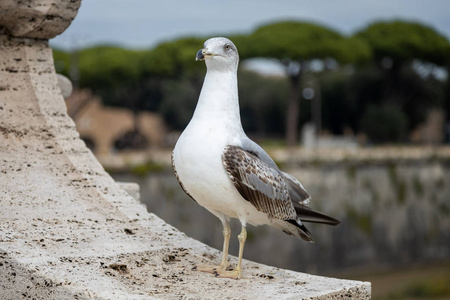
225,44 -> 231,51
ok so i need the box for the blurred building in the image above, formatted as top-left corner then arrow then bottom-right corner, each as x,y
410,109 -> 445,145
66,89 -> 167,155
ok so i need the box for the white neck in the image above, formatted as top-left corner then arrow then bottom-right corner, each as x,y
190,67 -> 243,133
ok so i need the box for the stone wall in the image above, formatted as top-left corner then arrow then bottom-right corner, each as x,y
117,147 -> 450,274
287,154 -> 450,272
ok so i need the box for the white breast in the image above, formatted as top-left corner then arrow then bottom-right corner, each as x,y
171,66 -> 274,226
173,119 -> 238,215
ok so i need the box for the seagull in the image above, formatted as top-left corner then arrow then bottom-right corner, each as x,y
172,37 -> 339,280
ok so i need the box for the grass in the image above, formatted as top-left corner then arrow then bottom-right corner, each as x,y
131,160 -> 166,177
394,276 -> 450,298
379,270 -> 450,299
343,260 -> 450,300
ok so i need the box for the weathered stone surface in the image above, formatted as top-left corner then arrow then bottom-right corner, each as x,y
118,182 -> 141,202
0,0 -> 81,39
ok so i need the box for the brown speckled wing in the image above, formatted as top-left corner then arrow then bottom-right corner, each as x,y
171,152 -> 196,203
222,145 -> 297,220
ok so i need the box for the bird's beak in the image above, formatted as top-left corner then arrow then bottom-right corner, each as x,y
196,49 -> 205,61
196,48 -> 214,61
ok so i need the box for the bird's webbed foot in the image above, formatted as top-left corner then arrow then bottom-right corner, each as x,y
213,268 -> 242,280
192,263 -> 231,274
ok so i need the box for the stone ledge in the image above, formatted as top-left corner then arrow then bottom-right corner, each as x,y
1,189 -> 370,299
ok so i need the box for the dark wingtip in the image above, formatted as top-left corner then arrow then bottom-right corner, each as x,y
322,215 -> 340,226
286,219 -> 315,242
294,204 -> 340,226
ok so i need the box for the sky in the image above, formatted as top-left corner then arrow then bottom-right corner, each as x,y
51,0 -> 450,51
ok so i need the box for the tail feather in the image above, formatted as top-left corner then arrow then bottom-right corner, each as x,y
285,219 -> 315,243
293,203 -> 340,226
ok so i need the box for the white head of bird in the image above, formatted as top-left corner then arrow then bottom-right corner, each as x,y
196,37 -> 239,72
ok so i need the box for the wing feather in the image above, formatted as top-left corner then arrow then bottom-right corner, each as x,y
281,171 -> 311,205
222,145 -> 297,220
240,137 -> 310,206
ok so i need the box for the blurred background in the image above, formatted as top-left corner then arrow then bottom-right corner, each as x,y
52,1 -> 450,298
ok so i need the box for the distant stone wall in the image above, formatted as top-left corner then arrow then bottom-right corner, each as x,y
286,154 -> 450,271
119,147 -> 450,274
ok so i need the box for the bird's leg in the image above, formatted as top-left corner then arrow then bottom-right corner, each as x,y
193,220 -> 231,273
219,221 -> 231,269
214,225 -> 247,280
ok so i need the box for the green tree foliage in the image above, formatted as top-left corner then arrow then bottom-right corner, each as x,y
78,46 -> 142,89
355,20 -> 450,142
360,104 -> 408,143
149,37 -> 206,77
319,63 -> 447,140
60,37 -> 206,112
319,71 -> 355,135
227,34 -> 253,60
74,46 -> 150,113
52,49 -> 71,76
357,20 -> 450,65
248,21 -> 370,63
159,69 -> 290,134
246,21 -> 371,146
152,37 -> 211,130
159,77 -> 199,131
52,19 -> 450,145
445,72 -> 450,141
238,70 -> 289,136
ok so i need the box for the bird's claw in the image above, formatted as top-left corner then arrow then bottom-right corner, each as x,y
213,269 -> 242,280
192,264 -> 227,274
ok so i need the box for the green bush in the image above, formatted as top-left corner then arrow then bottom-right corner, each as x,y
360,104 -> 408,143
